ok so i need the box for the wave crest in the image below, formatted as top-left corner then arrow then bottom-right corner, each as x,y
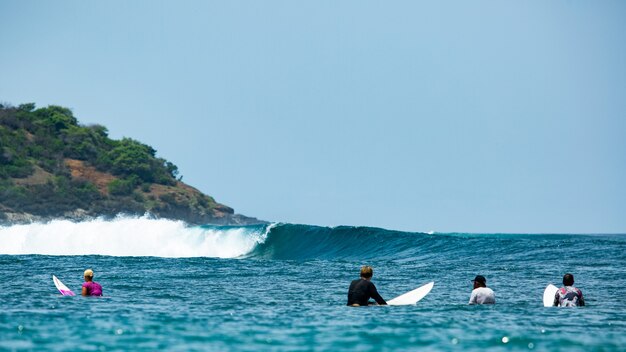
0,216 -> 270,258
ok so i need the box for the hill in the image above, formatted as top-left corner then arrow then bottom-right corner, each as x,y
0,103 -> 263,225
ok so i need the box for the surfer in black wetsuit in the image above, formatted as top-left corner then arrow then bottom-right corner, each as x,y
347,266 -> 387,306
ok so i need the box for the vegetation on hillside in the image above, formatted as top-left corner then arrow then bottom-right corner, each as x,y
0,103 -> 244,224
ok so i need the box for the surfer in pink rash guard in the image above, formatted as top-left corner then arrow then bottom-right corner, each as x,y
82,269 -> 103,296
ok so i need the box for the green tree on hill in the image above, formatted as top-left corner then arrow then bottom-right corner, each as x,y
97,138 -> 177,185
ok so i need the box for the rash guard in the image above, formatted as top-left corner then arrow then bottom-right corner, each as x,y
554,286 -> 584,307
347,279 -> 386,306
469,287 -> 495,304
82,281 -> 103,296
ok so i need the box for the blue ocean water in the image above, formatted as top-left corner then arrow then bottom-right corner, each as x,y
1,218 -> 625,351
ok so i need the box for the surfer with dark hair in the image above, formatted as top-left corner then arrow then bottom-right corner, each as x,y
469,275 -> 495,304
82,269 -> 103,296
553,273 -> 584,307
347,265 -> 387,306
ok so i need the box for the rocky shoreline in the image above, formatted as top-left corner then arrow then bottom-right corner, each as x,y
0,209 -> 267,226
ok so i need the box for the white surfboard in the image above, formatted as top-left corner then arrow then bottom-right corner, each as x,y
53,275 -> 76,296
543,284 -> 558,307
387,282 -> 434,306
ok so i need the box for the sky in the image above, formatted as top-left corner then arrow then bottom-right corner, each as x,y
1,1 -> 625,233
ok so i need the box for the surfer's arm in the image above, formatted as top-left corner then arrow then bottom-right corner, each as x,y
81,286 -> 88,296
553,291 -> 559,307
369,284 -> 387,305
578,291 -> 585,306
468,291 -> 476,305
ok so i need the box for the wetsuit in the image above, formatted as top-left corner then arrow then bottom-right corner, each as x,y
347,279 -> 386,306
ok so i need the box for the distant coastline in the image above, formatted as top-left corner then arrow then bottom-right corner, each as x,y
0,210 -> 265,227
0,103 -> 264,226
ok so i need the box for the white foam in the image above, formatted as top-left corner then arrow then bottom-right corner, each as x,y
0,216 -> 270,258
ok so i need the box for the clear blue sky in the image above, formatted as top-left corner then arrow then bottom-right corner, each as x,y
1,1 -> 625,233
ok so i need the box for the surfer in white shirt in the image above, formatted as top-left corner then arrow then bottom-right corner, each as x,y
469,275 -> 495,305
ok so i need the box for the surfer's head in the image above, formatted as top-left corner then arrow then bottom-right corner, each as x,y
84,269 -> 94,281
563,273 -> 574,286
360,266 -> 373,279
472,275 -> 487,288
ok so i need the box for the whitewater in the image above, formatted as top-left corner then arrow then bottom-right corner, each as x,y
1,217 -> 625,351
0,216 -> 272,258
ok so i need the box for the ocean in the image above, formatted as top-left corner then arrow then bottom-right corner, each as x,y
1,217 -> 625,351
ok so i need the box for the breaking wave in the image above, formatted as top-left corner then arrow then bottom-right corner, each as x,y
1,217 -> 618,260
0,216 -> 271,258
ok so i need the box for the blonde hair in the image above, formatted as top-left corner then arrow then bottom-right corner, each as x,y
360,265 -> 373,279
84,269 -> 94,278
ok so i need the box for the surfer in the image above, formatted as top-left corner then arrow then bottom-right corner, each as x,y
468,275 -> 495,304
553,273 -> 585,307
82,269 -> 103,296
347,266 -> 387,306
